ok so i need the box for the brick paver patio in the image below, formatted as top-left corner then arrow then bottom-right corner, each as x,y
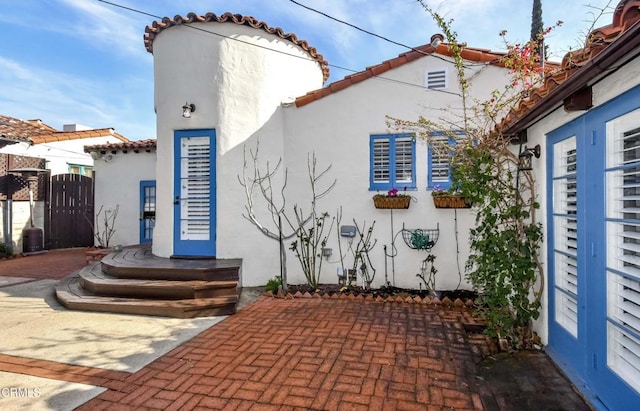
1,250 -> 591,410
0,248 -> 87,280
69,297 -> 490,410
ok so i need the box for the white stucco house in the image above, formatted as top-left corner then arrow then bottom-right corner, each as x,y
89,12 -> 519,294
85,2 -> 640,406
0,115 -> 130,250
500,1 -> 640,408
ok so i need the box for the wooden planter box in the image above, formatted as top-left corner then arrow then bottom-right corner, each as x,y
373,195 -> 411,209
432,195 -> 470,209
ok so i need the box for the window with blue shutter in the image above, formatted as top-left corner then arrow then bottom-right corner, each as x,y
369,133 -> 416,191
427,130 -> 465,190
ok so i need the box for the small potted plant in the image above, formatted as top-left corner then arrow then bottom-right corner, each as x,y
431,184 -> 471,209
373,188 -> 411,209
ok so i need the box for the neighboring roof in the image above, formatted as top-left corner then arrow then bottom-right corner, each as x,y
144,12 -> 330,82
31,128 -> 129,145
84,139 -> 157,153
503,0 -> 640,134
0,114 -> 130,145
294,34 -> 529,108
0,115 -> 56,140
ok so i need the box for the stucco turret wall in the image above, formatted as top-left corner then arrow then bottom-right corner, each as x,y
150,21 -> 324,258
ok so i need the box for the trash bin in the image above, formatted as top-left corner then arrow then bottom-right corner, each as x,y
23,227 -> 44,253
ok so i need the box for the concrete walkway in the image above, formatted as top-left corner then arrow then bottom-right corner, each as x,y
0,249 -> 592,410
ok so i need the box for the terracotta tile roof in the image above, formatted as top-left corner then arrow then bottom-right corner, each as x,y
295,35 -> 538,108
0,114 -> 55,141
502,0 -> 640,132
144,12 -> 330,82
0,114 -> 130,145
29,128 -> 130,145
84,139 -> 157,153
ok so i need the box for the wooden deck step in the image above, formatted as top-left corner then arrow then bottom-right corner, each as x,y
79,263 -> 239,299
56,274 -> 238,318
101,247 -> 241,282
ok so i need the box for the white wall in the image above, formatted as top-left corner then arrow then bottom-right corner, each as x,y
151,22 -> 324,258
273,59 -> 512,290
150,20 -> 516,290
92,151 -> 156,247
525,54 -> 640,344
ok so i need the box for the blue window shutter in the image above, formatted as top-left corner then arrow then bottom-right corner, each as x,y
370,134 -> 415,191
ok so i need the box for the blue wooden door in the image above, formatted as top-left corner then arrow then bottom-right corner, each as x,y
139,180 -> 156,244
547,86 -> 640,409
547,123 -> 588,384
173,130 -> 216,257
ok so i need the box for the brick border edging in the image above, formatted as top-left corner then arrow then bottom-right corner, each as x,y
265,290 -> 476,307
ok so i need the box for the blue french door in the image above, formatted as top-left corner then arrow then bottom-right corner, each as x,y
547,85 -> 640,410
173,130 -> 216,257
139,180 -> 156,244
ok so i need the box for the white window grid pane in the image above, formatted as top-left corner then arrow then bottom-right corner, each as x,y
430,136 -> 451,183
606,109 -> 640,392
395,138 -> 413,183
144,186 -> 156,212
607,322 -> 640,394
553,136 -> 579,337
555,290 -> 578,337
553,176 -> 577,215
373,139 -> 390,183
553,136 -> 577,178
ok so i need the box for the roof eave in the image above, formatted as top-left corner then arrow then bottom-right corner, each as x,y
504,19 -> 640,135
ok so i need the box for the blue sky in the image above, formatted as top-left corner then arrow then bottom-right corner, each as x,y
0,0 -> 615,140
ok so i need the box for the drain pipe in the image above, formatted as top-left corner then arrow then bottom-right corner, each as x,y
3,199 -> 11,248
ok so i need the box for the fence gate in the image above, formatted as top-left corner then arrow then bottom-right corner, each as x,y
49,174 -> 94,249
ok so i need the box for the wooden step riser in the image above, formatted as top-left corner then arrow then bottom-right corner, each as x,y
102,265 -> 240,282
79,277 -> 239,300
58,297 -> 236,319
56,246 -> 242,319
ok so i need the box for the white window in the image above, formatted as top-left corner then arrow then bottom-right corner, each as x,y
370,134 -> 416,191
427,131 -> 465,190
553,136 -> 579,337
605,109 -> 640,393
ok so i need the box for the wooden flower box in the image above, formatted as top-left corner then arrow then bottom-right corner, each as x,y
373,195 -> 411,209
432,195 -> 470,209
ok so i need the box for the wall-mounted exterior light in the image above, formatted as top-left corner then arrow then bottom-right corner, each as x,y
518,144 -> 541,171
182,102 -> 196,118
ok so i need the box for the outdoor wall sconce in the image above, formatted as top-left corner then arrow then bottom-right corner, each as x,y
182,102 -> 196,118
518,144 -> 541,171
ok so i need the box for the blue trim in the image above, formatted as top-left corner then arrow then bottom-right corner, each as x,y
139,180 -> 156,244
369,133 -> 416,191
173,129 -> 216,257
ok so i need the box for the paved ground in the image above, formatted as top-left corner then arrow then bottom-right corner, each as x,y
0,249 -> 593,410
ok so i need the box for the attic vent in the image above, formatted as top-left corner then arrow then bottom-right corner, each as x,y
426,68 -> 448,90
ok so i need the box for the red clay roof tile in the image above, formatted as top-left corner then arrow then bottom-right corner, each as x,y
294,41 -> 517,108
0,115 -> 55,140
0,114 -> 130,145
144,12 -> 330,82
84,139 -> 157,153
